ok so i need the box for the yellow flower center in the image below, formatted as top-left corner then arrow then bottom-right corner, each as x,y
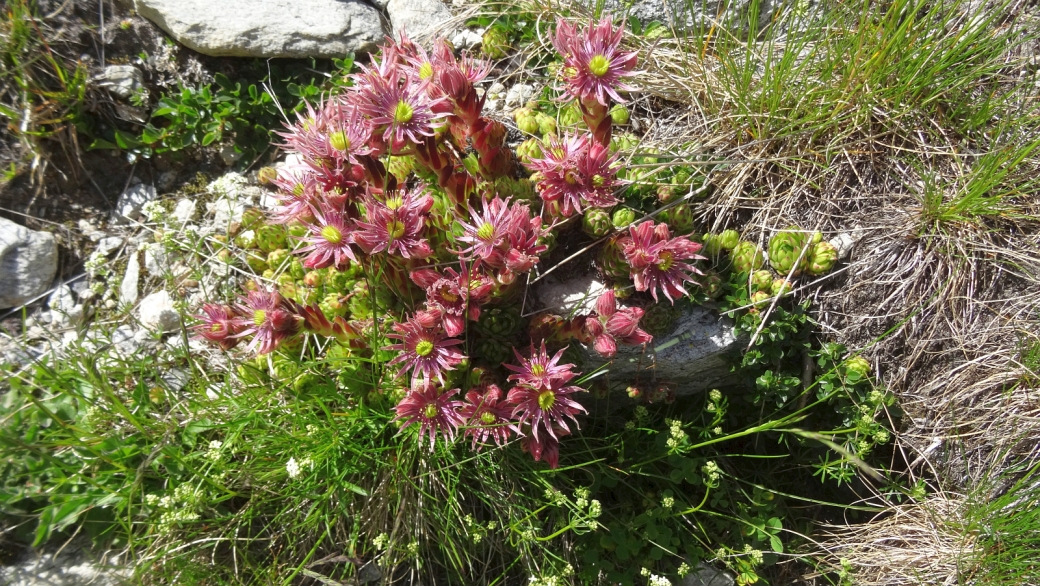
657,251 -> 674,271
393,100 -> 415,124
329,130 -> 350,152
418,61 -> 434,80
537,390 -> 556,411
588,55 -> 610,77
292,183 -> 305,197
321,225 -> 343,244
423,403 -> 438,419
441,290 -> 458,303
563,66 -> 578,79
480,411 -> 496,425
415,340 -> 435,356
564,170 -> 581,185
387,220 -> 406,240
477,222 -> 495,241
592,174 -> 605,187
211,323 -> 224,332
531,364 -> 545,376
252,310 -> 267,327
469,279 -> 483,291
385,195 -> 404,210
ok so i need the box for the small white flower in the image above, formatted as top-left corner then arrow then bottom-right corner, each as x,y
587,499 -> 602,518
286,457 -> 301,479
661,496 -> 674,510
677,562 -> 691,577
649,573 -> 672,586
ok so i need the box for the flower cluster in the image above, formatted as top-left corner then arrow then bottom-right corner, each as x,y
189,17 -> 713,473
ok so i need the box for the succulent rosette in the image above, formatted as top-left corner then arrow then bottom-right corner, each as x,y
768,227 -> 814,277
807,240 -> 838,276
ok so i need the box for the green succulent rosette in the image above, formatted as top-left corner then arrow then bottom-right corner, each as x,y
474,335 -> 513,365
609,104 -> 630,125
750,269 -> 773,292
770,279 -> 793,297
768,227 -> 813,277
731,241 -> 765,273
515,108 -> 540,134
701,270 -> 724,299
718,229 -> 740,250
806,240 -> 838,276
611,207 -> 638,229
493,176 -> 537,203
642,301 -> 683,336
481,26 -> 511,59
535,112 -> 557,137
254,224 -> 287,253
659,204 -> 694,234
320,292 -> 348,318
240,207 -> 265,231
476,306 -> 522,338
386,155 -> 415,182
598,235 -> 631,279
749,290 -> 771,310
582,207 -> 613,237
267,248 -> 291,271
245,251 -> 268,273
516,138 -> 544,164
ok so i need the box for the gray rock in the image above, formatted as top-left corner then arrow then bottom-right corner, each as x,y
682,562 -> 735,586
97,236 -> 124,256
504,83 -> 536,108
587,305 -> 741,395
134,0 -> 384,58
113,182 -> 158,224
387,0 -> 451,39
535,271 -> 742,395
160,368 -> 191,393
0,218 -> 58,309
171,198 -> 197,223
120,253 -> 141,306
451,28 -> 483,51
138,290 -> 180,332
93,64 -> 145,100
78,219 -> 105,241
109,325 -> 141,357
0,544 -> 130,586
586,0 -> 781,35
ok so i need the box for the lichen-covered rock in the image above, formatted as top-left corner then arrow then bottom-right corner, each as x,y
387,0 -> 452,39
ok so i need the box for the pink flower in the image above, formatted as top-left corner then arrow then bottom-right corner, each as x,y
354,185 -> 434,259
192,303 -> 243,351
297,203 -> 359,269
623,221 -> 705,303
552,15 -> 638,106
351,64 -> 448,149
456,196 -> 514,261
525,133 -> 620,217
505,341 -> 579,389
231,289 -> 301,355
502,201 -> 550,273
385,314 -> 465,385
277,98 -> 371,170
583,290 -> 653,358
410,264 -> 493,337
267,166 -> 322,224
459,385 -> 518,449
509,378 -> 586,442
394,381 -> 465,449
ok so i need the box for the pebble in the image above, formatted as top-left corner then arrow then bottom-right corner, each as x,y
138,290 -> 180,332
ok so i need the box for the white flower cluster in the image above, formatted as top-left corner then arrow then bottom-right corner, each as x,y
528,564 -> 573,586
84,251 -> 110,277
677,562 -> 691,577
702,460 -> 720,485
661,496 -> 674,510
204,440 -> 224,461
743,544 -> 764,566
372,533 -> 389,551
147,483 -> 202,533
141,200 -> 166,223
665,419 -> 688,450
286,456 -> 314,479
544,487 -> 567,506
648,574 -> 672,586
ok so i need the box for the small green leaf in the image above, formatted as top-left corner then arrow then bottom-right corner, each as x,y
201,131 -> 220,146
770,535 -> 783,553
214,73 -> 233,90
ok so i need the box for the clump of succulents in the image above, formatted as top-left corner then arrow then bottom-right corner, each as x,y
731,241 -> 765,273
768,227 -> 819,277
191,17 -> 650,470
